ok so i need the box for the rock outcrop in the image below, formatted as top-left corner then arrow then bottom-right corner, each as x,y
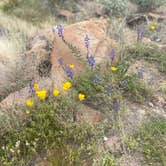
0,19 -> 117,110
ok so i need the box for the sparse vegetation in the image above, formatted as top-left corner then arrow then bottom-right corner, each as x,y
132,0 -> 166,11
0,0 -> 166,165
135,118 -> 166,165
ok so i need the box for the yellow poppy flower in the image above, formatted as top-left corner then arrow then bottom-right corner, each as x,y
53,90 -> 60,97
110,66 -> 118,72
78,93 -> 86,101
34,83 -> 39,91
149,25 -> 156,31
36,90 -> 47,100
63,82 -> 72,90
69,64 -> 75,69
26,100 -> 34,107
26,110 -> 31,115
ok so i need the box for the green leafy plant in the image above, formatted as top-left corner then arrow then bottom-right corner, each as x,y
135,118 -> 166,165
126,44 -> 166,73
98,0 -> 129,16
132,0 -> 165,11
0,96 -> 101,165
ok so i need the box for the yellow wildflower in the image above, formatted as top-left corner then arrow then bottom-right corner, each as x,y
34,83 -> 39,91
78,93 -> 86,101
110,66 -> 118,72
26,100 -> 34,107
149,25 -> 156,31
53,90 -> 60,97
36,90 -> 47,100
26,110 -> 31,115
69,64 -> 75,69
63,82 -> 72,90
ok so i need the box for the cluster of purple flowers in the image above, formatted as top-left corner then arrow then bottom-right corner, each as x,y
105,85 -> 112,95
93,74 -> 103,85
88,55 -> 95,69
28,82 -> 35,94
136,25 -> 144,42
84,34 -> 89,49
113,102 -> 121,111
58,57 -> 74,79
57,25 -> 65,42
109,49 -> 116,64
65,67 -> 74,80
121,80 -> 127,88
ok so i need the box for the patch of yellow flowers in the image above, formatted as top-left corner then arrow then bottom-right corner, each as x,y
25,81 -> 86,115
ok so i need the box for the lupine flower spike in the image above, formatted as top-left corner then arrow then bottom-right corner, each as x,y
29,82 -> 35,94
88,55 -> 95,70
121,80 -> 127,88
65,67 -> 74,79
109,49 -> 116,64
57,25 -> 65,41
84,34 -> 89,58
105,85 -> 112,96
93,74 -> 103,85
113,102 -> 121,111
136,25 -> 144,42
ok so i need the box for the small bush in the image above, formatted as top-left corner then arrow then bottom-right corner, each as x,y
126,44 -> 166,73
98,0 -> 129,16
0,97 -> 101,165
133,0 -> 165,11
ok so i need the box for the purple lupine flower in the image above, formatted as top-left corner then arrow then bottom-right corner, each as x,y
136,25 -> 144,42
156,25 -> 161,32
88,55 -> 95,69
57,25 -> 65,41
93,74 -> 103,85
121,80 -> 127,88
84,34 -> 89,49
109,49 -> 116,62
28,82 -> 35,94
138,69 -> 144,79
113,102 -> 121,111
105,85 -> 112,95
65,67 -> 74,79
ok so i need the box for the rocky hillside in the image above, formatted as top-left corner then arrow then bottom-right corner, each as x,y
0,0 -> 166,165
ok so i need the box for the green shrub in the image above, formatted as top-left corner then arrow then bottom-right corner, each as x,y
0,96 -> 101,165
126,44 -> 166,73
133,0 -> 165,11
136,118 -> 166,165
123,74 -> 153,103
98,0 -> 129,16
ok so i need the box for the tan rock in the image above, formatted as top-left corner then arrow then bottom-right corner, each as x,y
51,19 -> 117,87
0,19 -> 117,110
77,104 -> 105,124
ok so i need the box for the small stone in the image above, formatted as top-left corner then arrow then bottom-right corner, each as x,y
148,102 -> 154,107
103,136 -> 108,141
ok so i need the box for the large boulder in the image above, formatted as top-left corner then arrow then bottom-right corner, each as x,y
0,19 -> 117,110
